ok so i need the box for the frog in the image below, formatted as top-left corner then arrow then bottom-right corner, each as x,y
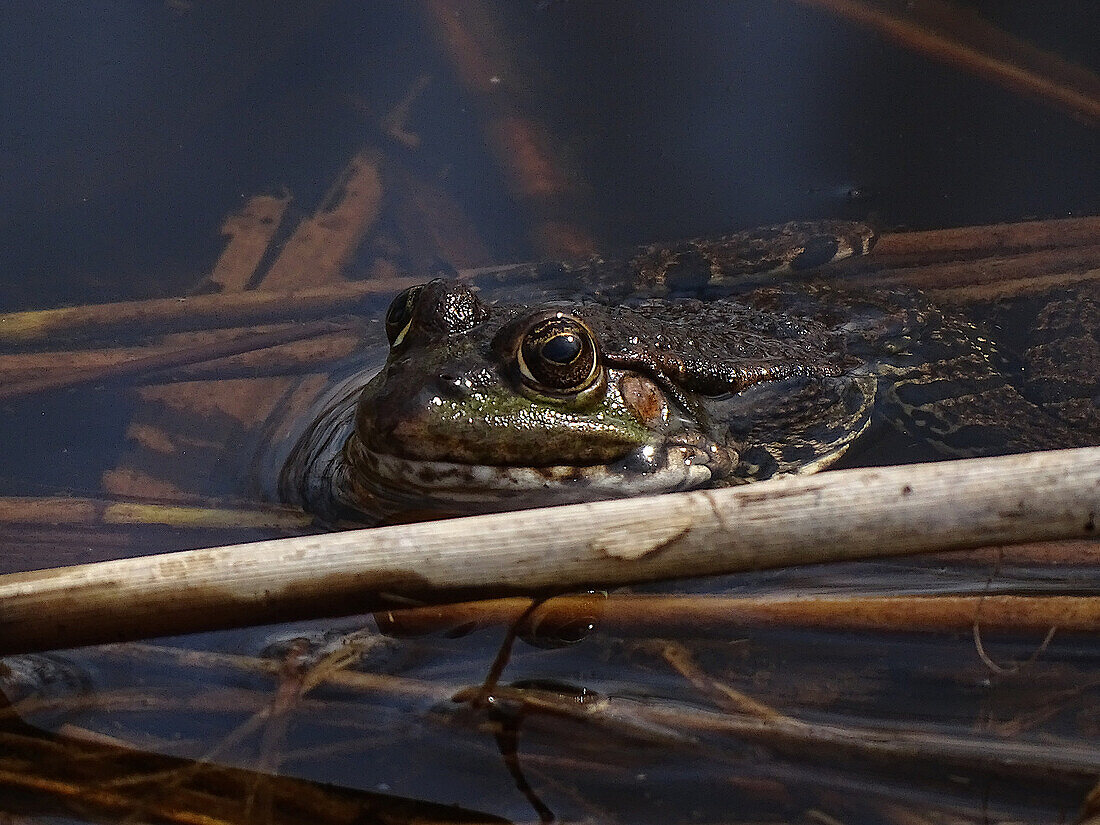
280,221 -> 1097,525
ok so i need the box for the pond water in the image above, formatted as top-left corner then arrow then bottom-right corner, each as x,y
1,2 -> 1099,823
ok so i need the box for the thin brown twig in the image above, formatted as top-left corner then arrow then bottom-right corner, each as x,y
259,150 -> 384,290
473,597 -> 546,708
2,216 -> 1095,346
869,216 -> 1100,261
970,548 -> 1059,675
420,0 -> 597,257
378,591 -> 1100,639
99,643 -> 447,703
505,684 -> 1100,778
0,495 -> 313,531
0,279 -> 416,346
206,194 -> 291,293
383,74 -> 432,148
652,640 -> 787,721
844,244 -> 1100,301
0,329 -> 362,387
793,0 -> 1100,124
0,320 -> 348,402
982,674 -> 1100,738
0,727 -> 508,825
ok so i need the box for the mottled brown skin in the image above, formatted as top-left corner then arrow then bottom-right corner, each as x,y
1016,284 -> 1100,433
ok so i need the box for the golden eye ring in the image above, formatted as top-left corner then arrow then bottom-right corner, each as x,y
384,285 -> 423,347
517,314 -> 601,394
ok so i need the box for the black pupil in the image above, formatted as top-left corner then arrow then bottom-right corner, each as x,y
541,333 -> 581,364
521,317 -> 597,392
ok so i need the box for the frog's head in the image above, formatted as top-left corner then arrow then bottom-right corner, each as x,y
343,279 -> 737,521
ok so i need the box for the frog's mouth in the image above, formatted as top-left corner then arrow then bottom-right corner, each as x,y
280,367 -> 740,525
336,429 -> 738,524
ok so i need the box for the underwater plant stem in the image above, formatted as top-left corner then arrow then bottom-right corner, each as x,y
502,684 -> 1100,779
869,216 -> 1100,261
0,328 -> 362,386
794,0 -> 1100,125
869,245 -> 1100,300
0,495 -> 314,531
0,320 -> 347,401
376,590 -> 1100,638
0,447 -> 1097,655
0,280 -> 418,346
0,727 -> 508,824
1,216 -> 1096,346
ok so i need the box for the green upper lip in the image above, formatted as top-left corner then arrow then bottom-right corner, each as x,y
357,362 -> 657,466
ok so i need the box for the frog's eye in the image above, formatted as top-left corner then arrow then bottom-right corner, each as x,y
518,315 -> 601,393
384,285 -> 423,347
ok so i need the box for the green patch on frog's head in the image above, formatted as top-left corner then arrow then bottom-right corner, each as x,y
342,279 -> 738,521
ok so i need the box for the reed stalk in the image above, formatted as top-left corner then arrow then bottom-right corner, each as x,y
0,447 -> 1096,655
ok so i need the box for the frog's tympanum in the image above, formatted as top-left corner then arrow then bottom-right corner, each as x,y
281,221 -> 1096,525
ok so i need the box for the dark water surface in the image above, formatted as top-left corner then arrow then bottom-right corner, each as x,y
1,2 -> 1099,823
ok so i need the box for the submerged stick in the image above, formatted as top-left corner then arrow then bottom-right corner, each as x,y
2,216 -> 1097,345
0,495 -> 313,530
869,215 -> 1100,261
0,726 -> 507,825
375,591 -> 1100,638
494,684 -> 1100,779
0,320 -> 347,401
0,328 -> 362,385
865,245 -> 1100,298
0,447 -> 1096,655
0,280 -> 417,346
794,0 -> 1100,125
